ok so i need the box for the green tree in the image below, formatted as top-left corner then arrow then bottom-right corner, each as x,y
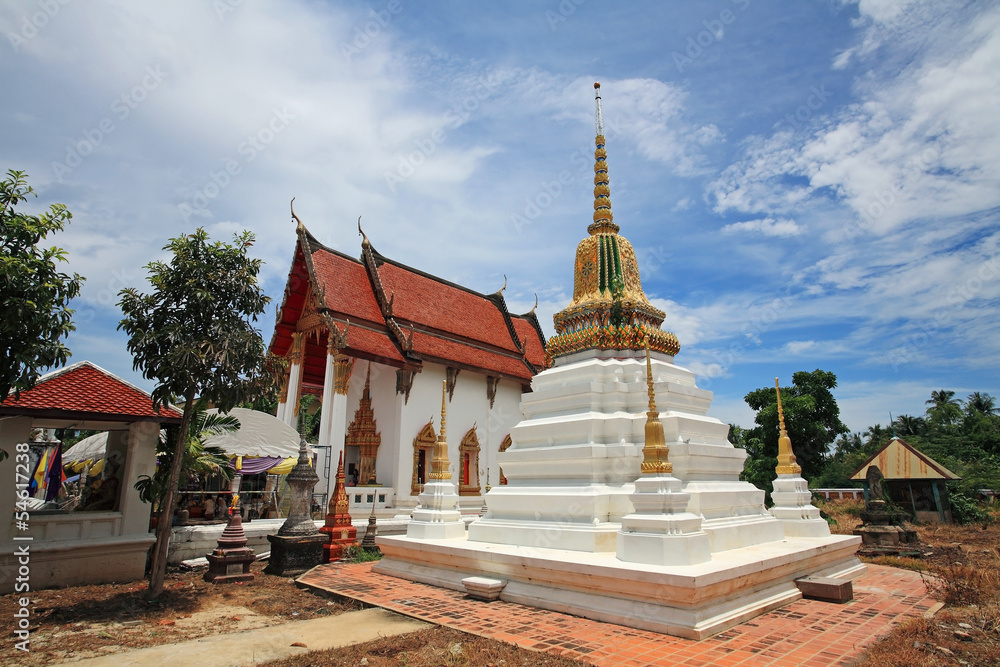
741,370 -> 849,494
0,170 -> 84,401
118,228 -> 275,599
965,392 -> 998,415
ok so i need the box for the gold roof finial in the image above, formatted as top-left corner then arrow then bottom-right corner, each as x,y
290,198 -> 304,232
775,378 -> 802,475
641,338 -> 671,474
429,379 -> 451,480
358,216 -> 370,248
589,82 -> 619,236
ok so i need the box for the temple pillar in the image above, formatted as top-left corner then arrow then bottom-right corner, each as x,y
325,353 -> 354,498
282,333 -> 304,429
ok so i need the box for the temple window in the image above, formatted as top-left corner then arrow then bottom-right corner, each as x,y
458,426 -> 481,496
410,421 -> 436,495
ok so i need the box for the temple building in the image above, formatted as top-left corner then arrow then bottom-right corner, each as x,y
268,215 -> 547,517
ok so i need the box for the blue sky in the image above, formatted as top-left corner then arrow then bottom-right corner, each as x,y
2,0 -> 998,435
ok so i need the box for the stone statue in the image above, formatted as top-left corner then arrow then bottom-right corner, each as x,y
865,465 -> 887,506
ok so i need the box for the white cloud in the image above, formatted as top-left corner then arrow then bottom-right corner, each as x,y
721,217 -> 802,238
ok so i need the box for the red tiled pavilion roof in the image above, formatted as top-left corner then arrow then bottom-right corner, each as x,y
268,225 -> 547,385
0,361 -> 183,422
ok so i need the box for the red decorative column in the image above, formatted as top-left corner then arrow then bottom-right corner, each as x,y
320,452 -> 357,562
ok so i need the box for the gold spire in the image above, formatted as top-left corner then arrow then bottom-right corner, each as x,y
775,378 -> 802,475
589,83 -> 619,236
641,340 -> 671,474
428,379 -> 451,480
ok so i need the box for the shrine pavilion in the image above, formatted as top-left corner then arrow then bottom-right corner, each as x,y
269,215 -> 547,517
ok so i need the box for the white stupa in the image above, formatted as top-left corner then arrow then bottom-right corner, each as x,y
375,83 -> 864,639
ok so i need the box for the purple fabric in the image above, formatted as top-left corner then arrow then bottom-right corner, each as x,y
45,446 -> 64,502
228,456 -> 284,474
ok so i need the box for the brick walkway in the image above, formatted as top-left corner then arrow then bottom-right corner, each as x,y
297,562 -> 940,666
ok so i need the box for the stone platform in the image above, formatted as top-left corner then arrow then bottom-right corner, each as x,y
375,532 -> 864,640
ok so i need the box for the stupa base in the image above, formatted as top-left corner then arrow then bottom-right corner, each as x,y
265,533 -> 327,577
375,532 -> 864,640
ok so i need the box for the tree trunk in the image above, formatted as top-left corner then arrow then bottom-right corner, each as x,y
147,399 -> 194,599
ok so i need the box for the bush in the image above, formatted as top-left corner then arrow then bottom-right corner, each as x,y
949,489 -> 992,525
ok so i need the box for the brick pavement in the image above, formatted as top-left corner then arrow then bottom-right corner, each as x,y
297,562 -> 940,666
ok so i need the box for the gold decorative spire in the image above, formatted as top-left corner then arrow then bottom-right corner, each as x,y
589,83 -> 619,236
641,340 -> 671,474
775,378 -> 801,475
545,82 -> 680,363
429,379 -> 452,480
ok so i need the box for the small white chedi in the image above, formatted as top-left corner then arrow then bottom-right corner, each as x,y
375,83 -> 863,639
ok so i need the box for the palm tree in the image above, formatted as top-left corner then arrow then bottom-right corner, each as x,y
926,389 -> 960,410
893,414 -> 926,437
134,408 -> 239,510
966,392 -> 998,415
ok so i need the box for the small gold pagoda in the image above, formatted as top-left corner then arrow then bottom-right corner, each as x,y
546,83 -> 680,363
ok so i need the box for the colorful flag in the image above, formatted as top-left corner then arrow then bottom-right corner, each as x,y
27,447 -> 51,497
45,444 -> 66,502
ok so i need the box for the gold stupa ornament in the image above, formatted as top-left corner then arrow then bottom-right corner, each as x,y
546,83 -> 680,363
641,340 -> 672,475
774,378 -> 802,475
346,364 -> 381,485
428,380 -> 452,481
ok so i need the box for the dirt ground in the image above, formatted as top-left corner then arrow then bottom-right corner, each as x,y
3,502 -> 998,667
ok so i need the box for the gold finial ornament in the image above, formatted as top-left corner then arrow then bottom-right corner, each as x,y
546,82 -> 680,363
641,339 -> 672,474
774,378 -> 802,475
429,379 -> 452,480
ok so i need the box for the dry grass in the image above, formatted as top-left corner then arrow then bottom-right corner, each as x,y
847,501 -> 1000,667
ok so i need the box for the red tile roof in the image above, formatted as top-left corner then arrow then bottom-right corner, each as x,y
311,250 -> 385,325
1,361 -> 183,421
408,331 -> 534,380
512,316 -> 547,370
269,228 -> 546,383
376,260 -> 521,354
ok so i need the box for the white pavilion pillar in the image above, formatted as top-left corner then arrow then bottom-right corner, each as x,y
324,353 -> 354,498
320,342 -> 353,500
282,333 -> 304,429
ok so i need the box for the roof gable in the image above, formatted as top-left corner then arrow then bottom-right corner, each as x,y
850,438 -> 961,481
1,361 -> 183,421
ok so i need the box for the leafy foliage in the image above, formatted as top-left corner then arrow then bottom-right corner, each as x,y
739,370 -> 849,495
118,228 -> 277,598
0,169 -> 84,401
